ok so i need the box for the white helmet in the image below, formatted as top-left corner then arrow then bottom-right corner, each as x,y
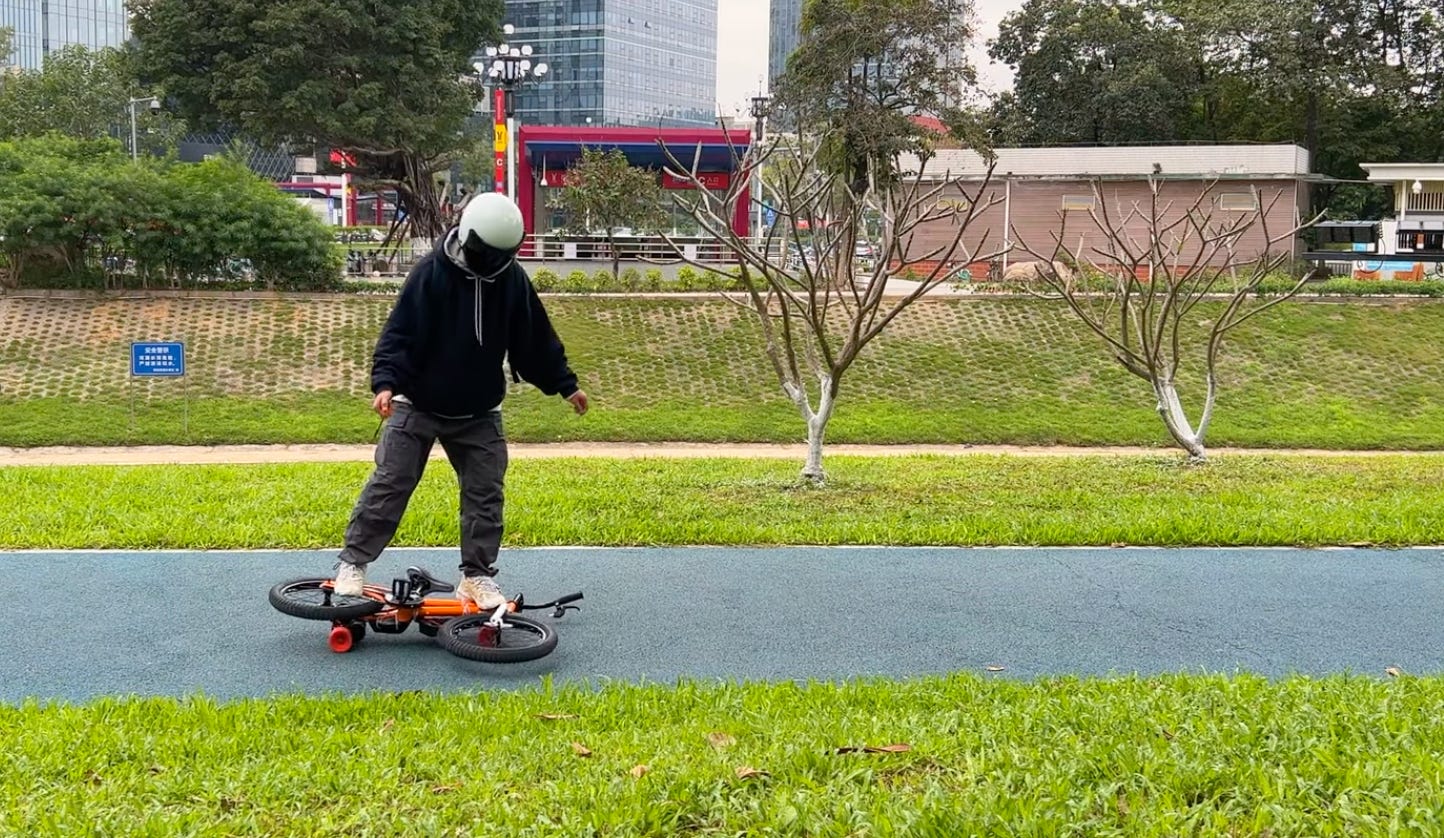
457,192 -> 525,277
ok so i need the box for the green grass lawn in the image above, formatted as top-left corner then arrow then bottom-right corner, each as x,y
6,674 -> 1444,835
1,296 -> 1441,448
4,455 -> 1441,549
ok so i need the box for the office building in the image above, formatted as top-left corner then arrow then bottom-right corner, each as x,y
491,0 -> 718,127
767,0 -> 800,87
0,0 -> 130,71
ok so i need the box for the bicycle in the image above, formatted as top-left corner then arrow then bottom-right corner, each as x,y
269,566 -> 582,663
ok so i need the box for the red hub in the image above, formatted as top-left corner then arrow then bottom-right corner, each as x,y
328,625 -> 355,653
477,625 -> 500,647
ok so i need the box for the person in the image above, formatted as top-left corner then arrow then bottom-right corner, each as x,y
332,192 -> 588,608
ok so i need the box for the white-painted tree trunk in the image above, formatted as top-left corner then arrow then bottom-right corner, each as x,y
1154,379 -> 1208,461
785,377 -> 836,484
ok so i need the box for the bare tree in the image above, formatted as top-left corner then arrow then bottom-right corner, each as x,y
642,0 -> 997,484
658,132 -> 1005,484
1011,179 -> 1323,461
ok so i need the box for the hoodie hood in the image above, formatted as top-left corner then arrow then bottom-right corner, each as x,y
442,228 -> 482,279
438,227 -> 508,348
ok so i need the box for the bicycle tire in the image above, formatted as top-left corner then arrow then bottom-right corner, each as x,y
269,578 -> 385,621
436,613 -> 558,663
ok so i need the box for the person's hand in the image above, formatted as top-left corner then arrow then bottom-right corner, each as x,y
373,389 -> 394,419
567,390 -> 589,416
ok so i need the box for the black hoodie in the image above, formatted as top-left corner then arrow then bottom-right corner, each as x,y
369,230 -> 578,417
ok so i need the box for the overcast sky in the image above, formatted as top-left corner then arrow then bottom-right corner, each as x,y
715,0 -> 1025,116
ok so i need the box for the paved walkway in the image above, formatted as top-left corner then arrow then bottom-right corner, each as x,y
4,547 -> 1440,702
2,442 -> 1438,466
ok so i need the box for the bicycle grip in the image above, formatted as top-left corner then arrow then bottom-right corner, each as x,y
554,592 -> 584,606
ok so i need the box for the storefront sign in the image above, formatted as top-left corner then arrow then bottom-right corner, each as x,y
662,171 -> 731,191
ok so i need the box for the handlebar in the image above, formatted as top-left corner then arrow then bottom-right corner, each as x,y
516,591 -> 584,618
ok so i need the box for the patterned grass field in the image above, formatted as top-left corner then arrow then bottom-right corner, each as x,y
1,294 -> 1440,448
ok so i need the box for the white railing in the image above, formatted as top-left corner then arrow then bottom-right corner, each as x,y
1404,192 -> 1444,213
522,234 -> 749,265
342,235 -> 797,277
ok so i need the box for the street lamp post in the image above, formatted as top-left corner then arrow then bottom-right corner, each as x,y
749,92 -> 771,241
475,24 -> 548,203
128,96 -> 160,161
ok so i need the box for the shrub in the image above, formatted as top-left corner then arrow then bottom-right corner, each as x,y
530,268 -> 561,291
1254,276 -> 1444,298
562,270 -> 593,292
0,134 -> 342,291
592,269 -> 619,291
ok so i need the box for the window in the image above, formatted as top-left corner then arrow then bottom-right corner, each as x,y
1218,192 -> 1259,211
1060,195 -> 1095,212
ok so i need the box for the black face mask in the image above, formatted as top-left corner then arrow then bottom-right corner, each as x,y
461,229 -> 519,278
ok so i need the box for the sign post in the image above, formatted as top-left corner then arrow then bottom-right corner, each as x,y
130,341 -> 188,437
493,88 -> 507,193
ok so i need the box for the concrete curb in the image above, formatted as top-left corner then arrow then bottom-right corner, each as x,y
2,442 -> 1440,467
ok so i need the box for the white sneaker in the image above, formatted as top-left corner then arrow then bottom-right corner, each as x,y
333,562 -> 367,597
457,575 -> 506,610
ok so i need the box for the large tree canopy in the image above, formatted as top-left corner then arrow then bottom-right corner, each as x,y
989,0 -> 1200,145
0,44 -> 183,152
775,0 -> 988,189
129,0 -> 503,239
989,0 -> 1444,217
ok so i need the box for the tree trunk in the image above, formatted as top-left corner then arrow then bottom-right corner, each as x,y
1304,90 -> 1320,165
1155,379 -> 1207,462
609,233 -> 620,283
788,377 -> 836,485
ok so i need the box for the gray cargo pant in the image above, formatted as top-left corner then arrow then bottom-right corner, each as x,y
338,401 -> 507,578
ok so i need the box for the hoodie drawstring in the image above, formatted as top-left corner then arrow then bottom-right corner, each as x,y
474,276 -> 485,347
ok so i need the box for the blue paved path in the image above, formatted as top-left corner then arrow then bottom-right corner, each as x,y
4,548 -> 1441,703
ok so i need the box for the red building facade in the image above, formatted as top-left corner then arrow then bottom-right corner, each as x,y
516,125 -> 753,250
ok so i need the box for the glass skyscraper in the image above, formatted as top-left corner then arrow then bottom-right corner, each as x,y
0,0 -> 130,70
767,0 -> 800,87
494,0 -> 717,127
766,0 -> 967,111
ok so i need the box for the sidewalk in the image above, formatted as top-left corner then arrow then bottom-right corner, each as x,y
2,442 -> 1436,467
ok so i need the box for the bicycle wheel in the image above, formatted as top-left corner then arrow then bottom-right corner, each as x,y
436,613 -> 558,663
269,578 -> 384,621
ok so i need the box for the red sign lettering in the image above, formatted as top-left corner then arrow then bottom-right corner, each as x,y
662,171 -> 732,190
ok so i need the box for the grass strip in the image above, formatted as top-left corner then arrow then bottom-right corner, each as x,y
10,391 -> 1444,451
4,455 -> 1442,549
4,673 -> 1444,835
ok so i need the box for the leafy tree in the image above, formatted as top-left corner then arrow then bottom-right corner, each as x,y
0,45 -> 182,152
548,147 -> 667,280
0,136 -> 120,284
776,0 -> 985,191
992,0 -> 1444,217
990,0 -> 1203,145
129,0 -> 502,241
1166,0 -> 1444,215
0,27 -> 12,68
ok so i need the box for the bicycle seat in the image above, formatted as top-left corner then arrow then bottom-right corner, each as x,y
406,566 -> 454,595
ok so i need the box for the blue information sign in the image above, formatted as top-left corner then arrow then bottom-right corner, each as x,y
131,342 -> 186,377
